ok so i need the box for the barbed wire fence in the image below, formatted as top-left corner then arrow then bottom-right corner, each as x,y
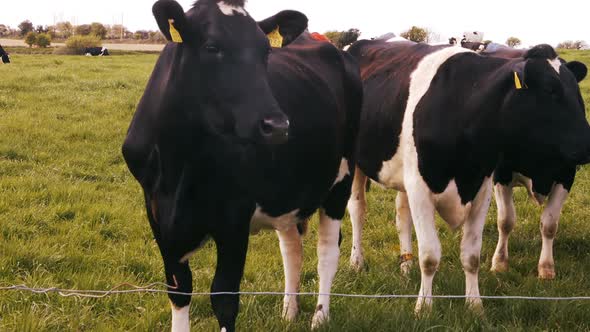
2,283 -> 590,301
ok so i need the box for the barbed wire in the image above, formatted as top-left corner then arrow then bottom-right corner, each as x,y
2,283 -> 590,301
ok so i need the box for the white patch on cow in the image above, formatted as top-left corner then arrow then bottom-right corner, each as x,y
311,210 -> 341,329
491,182 -> 516,273
377,152 -> 404,189
85,53 -> 91,56
220,328 -> 227,332
386,36 -> 408,43
332,158 -> 349,187
511,172 -> 546,205
433,179 -> 473,229
276,225 -> 302,321
347,167 -> 368,271
217,1 -> 247,16
395,191 -> 414,275
398,46 -> 473,313
170,303 -> 190,332
250,206 -> 300,234
548,57 -> 561,74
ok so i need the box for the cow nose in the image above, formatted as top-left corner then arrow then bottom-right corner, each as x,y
259,113 -> 289,145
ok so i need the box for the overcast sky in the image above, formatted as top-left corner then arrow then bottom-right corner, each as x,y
2,0 -> 588,47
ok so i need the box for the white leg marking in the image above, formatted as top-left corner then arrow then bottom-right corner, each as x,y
311,210 -> 341,329
170,303 -> 190,332
332,158 -> 350,187
491,183 -> 516,272
461,177 -> 492,312
399,45 -> 472,315
396,191 -> 414,275
548,58 -> 561,74
220,328 -> 227,332
347,167 -> 367,271
217,1 -> 247,16
276,225 -> 303,321
538,183 -> 568,279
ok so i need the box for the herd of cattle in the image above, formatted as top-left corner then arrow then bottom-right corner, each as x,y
120,1 -> 589,331
3,0 -> 589,331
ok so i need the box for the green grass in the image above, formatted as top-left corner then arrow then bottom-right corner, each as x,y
1,51 -> 590,331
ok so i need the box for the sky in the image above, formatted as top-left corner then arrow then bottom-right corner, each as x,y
1,0 -> 588,47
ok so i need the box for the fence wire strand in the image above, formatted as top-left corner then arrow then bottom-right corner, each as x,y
2,283 -> 590,301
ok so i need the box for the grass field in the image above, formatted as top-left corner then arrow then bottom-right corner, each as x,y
1,51 -> 590,331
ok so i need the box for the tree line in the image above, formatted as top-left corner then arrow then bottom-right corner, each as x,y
0,20 -> 166,43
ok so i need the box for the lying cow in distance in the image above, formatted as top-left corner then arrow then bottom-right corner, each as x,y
0,44 -> 10,64
84,47 -> 109,56
346,39 -> 590,314
483,47 -> 589,279
122,0 -> 362,331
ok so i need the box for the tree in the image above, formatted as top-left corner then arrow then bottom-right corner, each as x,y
18,20 -> 34,36
323,30 -> 342,44
24,31 -> 37,47
506,37 -> 521,48
75,24 -> 92,36
337,28 -> 361,48
90,22 -> 107,39
35,33 -> 51,48
134,30 -> 149,40
0,24 -> 10,37
556,40 -> 588,50
35,25 -> 48,33
107,24 -> 129,39
55,21 -> 73,39
400,26 -> 428,43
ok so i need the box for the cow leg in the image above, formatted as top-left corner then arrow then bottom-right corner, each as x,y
406,183 -> 439,315
311,209 -> 342,329
276,225 -> 303,321
491,183 -> 516,273
395,191 -> 414,275
461,178 -> 492,312
163,260 -> 193,332
347,166 -> 367,271
312,167 -> 352,329
210,228 -> 249,332
538,184 -> 568,279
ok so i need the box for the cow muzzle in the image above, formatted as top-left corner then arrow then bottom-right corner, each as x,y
259,112 -> 290,145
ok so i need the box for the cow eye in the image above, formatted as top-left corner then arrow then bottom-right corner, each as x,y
205,44 -> 220,53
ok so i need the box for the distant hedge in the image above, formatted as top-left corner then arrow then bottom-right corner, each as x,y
54,35 -> 102,55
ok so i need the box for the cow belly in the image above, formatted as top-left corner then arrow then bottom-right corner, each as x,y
434,180 -> 472,229
250,206 -> 300,234
377,150 -> 405,190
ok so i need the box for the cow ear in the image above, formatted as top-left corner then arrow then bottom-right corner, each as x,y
258,10 -> 308,47
566,61 -> 588,82
153,0 -> 189,43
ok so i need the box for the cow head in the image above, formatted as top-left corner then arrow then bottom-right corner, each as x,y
152,0 -> 307,146
500,44 -> 589,165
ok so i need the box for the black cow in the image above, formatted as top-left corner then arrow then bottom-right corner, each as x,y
483,47 -> 589,279
0,44 -> 10,64
122,0 -> 362,331
345,39 -> 589,314
84,47 -> 109,56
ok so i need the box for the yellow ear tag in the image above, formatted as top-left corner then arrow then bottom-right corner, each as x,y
267,27 -> 283,48
168,19 -> 183,43
514,71 -> 522,90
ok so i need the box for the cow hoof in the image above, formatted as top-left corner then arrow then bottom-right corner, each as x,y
311,305 -> 329,329
538,266 -> 556,280
466,298 -> 484,315
281,297 -> 299,321
490,257 -> 509,273
414,299 -> 432,317
400,260 -> 413,276
349,251 -> 365,272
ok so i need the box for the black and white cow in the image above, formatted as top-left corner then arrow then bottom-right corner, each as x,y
345,39 -> 590,313
0,44 -> 10,64
84,47 -> 109,56
122,0 -> 362,331
482,48 -> 589,279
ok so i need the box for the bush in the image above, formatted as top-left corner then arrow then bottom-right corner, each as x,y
64,35 -> 102,54
24,31 -> 37,48
35,33 -> 51,48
